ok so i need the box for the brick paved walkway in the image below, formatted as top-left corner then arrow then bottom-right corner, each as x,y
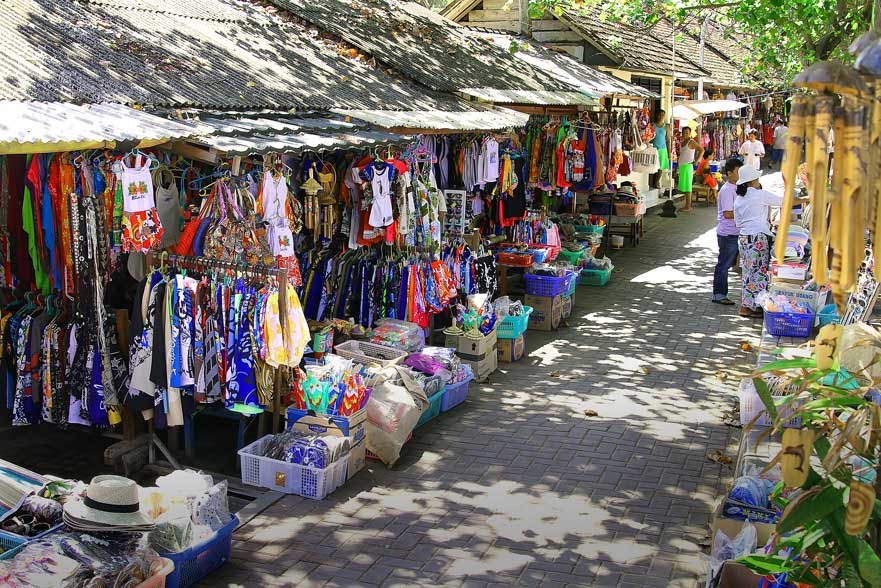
207,207 -> 760,588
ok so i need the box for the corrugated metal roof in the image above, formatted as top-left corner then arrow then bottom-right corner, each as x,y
459,89 -> 596,106
468,30 -> 659,99
0,101 -> 201,146
187,112 -> 410,155
558,7 -> 710,79
267,0 -> 579,99
0,0 -> 498,112
332,106 -> 530,130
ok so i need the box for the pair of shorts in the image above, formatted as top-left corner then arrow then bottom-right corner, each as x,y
678,163 -> 694,193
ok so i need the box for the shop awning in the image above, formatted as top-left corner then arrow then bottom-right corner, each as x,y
185,113 -> 411,157
0,101 -> 203,155
333,106 -> 531,131
672,99 -> 747,120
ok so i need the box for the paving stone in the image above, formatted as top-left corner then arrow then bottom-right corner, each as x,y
212,208 -> 748,588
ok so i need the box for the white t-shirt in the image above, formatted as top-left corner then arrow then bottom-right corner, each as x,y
479,137 -> 499,186
734,187 -> 783,236
773,125 -> 788,150
367,165 -> 394,228
739,140 -> 765,169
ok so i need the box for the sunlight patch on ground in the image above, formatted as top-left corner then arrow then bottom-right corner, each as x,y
630,264 -> 709,287
684,226 -> 720,250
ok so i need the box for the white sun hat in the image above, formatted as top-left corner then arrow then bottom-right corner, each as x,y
63,475 -> 152,530
736,165 -> 763,185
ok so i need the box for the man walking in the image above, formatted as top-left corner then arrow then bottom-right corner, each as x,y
771,120 -> 788,168
712,159 -> 744,305
677,127 -> 702,212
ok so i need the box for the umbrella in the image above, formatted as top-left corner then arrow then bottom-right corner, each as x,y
672,99 -> 747,120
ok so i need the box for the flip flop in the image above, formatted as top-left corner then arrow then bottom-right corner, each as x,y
712,298 -> 735,305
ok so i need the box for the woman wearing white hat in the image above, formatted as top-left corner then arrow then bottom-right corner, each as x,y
733,165 -> 782,317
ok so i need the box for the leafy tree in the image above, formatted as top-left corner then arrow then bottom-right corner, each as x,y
526,0 -> 876,85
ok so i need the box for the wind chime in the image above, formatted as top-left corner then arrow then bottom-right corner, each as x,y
775,33 -> 881,312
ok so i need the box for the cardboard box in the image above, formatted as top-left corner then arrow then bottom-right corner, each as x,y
769,281 -> 826,312
497,334 -> 525,363
711,500 -> 776,549
524,294 -> 562,331
286,408 -> 366,480
462,353 -> 497,382
561,294 -> 573,319
771,262 -> 808,281
715,561 -> 764,588
457,328 -> 497,362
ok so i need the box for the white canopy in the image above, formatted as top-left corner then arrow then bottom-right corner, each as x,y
672,99 -> 747,121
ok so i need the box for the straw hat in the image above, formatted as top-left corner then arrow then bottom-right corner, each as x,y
63,475 -> 151,529
736,165 -> 763,185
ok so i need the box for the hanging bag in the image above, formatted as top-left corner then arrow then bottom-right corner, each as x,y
638,101 -> 655,143
631,121 -> 660,175
176,187 -> 215,256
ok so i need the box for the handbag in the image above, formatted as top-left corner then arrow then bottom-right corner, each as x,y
659,169 -> 674,190
175,188 -> 215,255
631,124 -> 660,175
638,101 -> 655,143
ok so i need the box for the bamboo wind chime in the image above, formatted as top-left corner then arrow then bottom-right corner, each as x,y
774,50 -> 880,312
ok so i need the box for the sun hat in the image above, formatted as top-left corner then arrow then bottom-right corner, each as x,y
63,475 -> 152,529
736,165 -> 763,185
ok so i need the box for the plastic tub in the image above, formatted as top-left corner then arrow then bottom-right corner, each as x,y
160,516 -> 238,588
441,376 -> 473,412
238,436 -> 348,498
415,390 -> 445,428
332,340 -> 407,367
0,530 -> 27,561
496,306 -> 533,340
557,249 -> 584,265
580,267 -> 612,286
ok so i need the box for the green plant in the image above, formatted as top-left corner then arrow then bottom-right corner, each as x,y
735,329 -> 881,586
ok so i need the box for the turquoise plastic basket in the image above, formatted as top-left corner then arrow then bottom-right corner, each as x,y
415,390 -> 444,428
497,307 -> 533,339
581,267 -> 612,286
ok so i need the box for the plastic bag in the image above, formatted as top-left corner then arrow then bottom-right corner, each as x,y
370,319 -> 425,352
706,522 -> 757,588
365,366 -> 429,466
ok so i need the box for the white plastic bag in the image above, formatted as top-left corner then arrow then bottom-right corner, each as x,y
365,366 -> 429,466
706,522 -> 757,588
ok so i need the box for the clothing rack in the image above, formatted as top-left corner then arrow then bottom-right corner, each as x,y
140,253 -> 291,468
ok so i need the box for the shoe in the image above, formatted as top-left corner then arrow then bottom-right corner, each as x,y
712,298 -> 735,305
738,308 -> 754,317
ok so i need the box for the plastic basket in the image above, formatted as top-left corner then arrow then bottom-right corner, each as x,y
0,530 -> 27,561
497,251 -> 534,267
415,390 -> 444,429
332,340 -> 407,367
238,436 -> 348,498
526,248 -> 550,263
614,202 -> 646,216
160,516 -> 238,588
557,249 -> 584,265
497,307 -> 533,340
574,224 -> 605,236
764,310 -> 814,338
441,376 -> 473,412
530,244 -> 560,262
580,267 -> 612,286
817,312 -> 841,327
524,272 -> 574,297
739,377 -> 802,428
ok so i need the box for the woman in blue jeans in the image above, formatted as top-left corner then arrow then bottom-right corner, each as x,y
712,159 -> 744,305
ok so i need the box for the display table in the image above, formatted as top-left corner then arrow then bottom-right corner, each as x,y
609,215 -> 644,246
496,263 -> 524,297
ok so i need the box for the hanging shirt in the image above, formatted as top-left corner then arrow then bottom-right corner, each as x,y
480,137 -> 500,186
360,162 -> 396,228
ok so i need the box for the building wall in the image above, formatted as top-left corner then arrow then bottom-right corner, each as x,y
461,0 -> 522,32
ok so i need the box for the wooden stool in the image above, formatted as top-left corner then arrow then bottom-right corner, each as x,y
693,184 -> 717,206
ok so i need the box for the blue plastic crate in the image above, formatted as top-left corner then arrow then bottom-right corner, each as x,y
161,515 -> 239,588
441,376 -> 473,412
0,530 -> 27,561
524,272 -> 574,297
764,310 -> 814,338
415,390 -> 444,428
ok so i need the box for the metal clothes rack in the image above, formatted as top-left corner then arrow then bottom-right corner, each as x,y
141,252 -> 290,468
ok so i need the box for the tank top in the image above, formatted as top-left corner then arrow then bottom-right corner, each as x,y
652,123 -> 667,150
680,143 -> 696,165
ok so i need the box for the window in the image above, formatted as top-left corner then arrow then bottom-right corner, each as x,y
631,76 -> 662,95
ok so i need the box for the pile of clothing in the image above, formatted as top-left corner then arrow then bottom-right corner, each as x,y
260,430 -> 350,469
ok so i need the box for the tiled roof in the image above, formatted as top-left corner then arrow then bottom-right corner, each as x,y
468,29 -> 659,99
647,19 -> 750,87
557,6 -> 710,79
0,0 -> 500,111
0,101 -> 203,150
265,0 -> 581,100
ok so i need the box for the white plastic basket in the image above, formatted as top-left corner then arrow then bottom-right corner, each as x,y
238,436 -> 348,499
333,340 -> 407,366
739,377 -> 802,428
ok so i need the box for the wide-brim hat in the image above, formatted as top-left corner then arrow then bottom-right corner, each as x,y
63,475 -> 151,529
736,165 -> 763,185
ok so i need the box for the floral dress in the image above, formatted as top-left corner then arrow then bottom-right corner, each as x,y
738,233 -> 771,310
